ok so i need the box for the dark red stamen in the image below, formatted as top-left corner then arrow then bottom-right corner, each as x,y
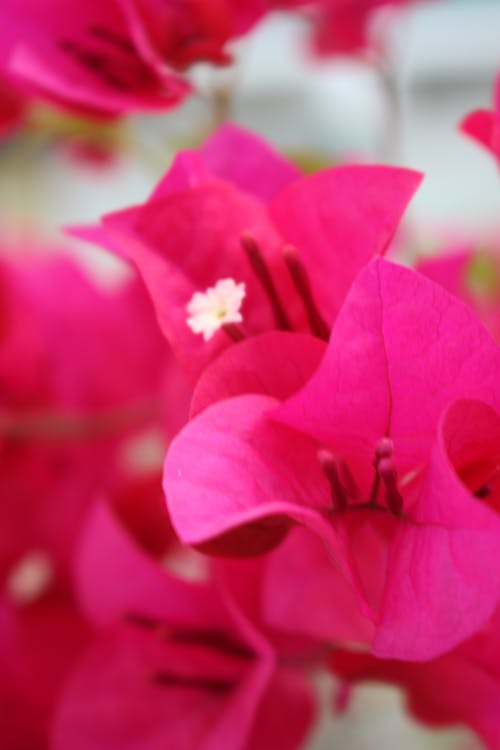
338,458 -> 360,500
318,438 -> 404,517
282,244 -> 330,341
241,232 -> 292,331
375,437 -> 394,462
378,457 -> 404,516
87,25 -> 136,55
371,437 -> 404,515
318,450 -> 348,511
152,671 -> 236,694
125,612 -> 162,630
222,322 -> 245,342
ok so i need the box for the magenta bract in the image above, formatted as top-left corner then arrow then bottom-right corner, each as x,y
165,258 -> 500,660
83,125 -> 421,378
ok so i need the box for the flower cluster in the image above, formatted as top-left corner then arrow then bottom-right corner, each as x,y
65,116 -> 500,748
2,2 -> 500,750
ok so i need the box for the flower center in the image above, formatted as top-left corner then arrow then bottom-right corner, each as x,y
319,437 -> 404,517
241,232 -> 330,341
185,234 -> 330,344
186,278 -> 246,341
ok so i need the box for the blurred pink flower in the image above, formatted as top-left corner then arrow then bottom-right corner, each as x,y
0,248 -> 191,749
460,70 -> 500,163
0,0 -> 269,117
51,501 -> 315,750
418,241 -> 500,344
0,249 -> 177,597
264,0 -> 424,56
296,0 -> 419,56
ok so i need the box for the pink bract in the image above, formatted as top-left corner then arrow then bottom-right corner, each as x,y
80,124 -> 421,378
165,259 -> 500,660
51,501 -> 315,750
0,249 -> 176,590
0,0 -> 276,117
0,0 -> 186,116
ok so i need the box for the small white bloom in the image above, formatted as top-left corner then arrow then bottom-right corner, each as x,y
7,551 -> 54,604
186,278 -> 246,341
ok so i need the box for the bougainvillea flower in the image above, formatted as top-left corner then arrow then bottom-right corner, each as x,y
330,606 -> 500,750
165,258 -> 500,660
51,501 -> 315,750
80,125 -> 421,378
0,242 -> 193,750
0,0 -> 185,116
460,70 -> 500,162
418,241 -> 500,344
0,0 -> 269,117
0,248 -> 195,748
0,250 -> 173,588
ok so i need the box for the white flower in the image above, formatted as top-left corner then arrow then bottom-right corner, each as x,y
186,278 -> 246,341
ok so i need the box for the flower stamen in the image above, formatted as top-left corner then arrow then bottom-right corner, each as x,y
318,449 -> 348,511
378,457 -> 404,516
240,232 -> 292,331
283,243 -> 329,341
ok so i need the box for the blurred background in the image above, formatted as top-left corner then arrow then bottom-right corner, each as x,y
1,0 -> 499,257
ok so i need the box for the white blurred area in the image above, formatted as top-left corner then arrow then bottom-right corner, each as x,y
0,4 -> 495,747
310,678 -> 481,750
